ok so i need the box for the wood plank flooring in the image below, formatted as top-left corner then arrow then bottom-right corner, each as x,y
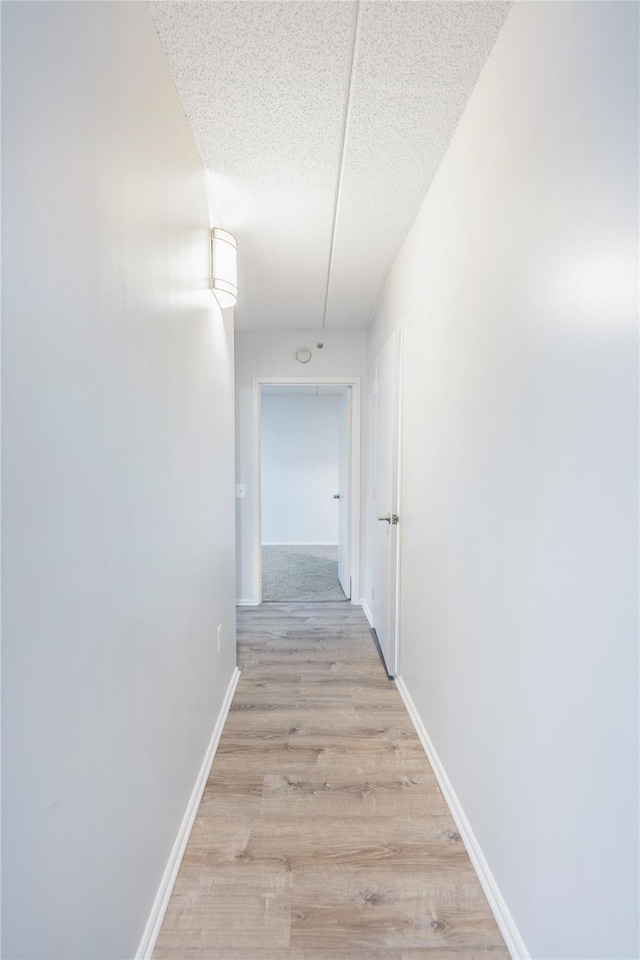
154,603 -> 509,960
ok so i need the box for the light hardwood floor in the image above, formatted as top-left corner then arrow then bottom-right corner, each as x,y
154,603 -> 509,960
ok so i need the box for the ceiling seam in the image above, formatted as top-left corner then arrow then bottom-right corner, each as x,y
320,0 -> 362,332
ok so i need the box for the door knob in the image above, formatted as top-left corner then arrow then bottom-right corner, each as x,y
333,494 -> 341,499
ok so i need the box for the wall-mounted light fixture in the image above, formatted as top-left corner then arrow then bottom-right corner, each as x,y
210,228 -> 237,308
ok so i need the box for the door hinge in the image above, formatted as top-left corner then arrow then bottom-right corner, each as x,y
371,587 -> 375,600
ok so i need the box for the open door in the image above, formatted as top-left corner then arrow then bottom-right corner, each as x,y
371,330 -> 401,676
337,388 -> 352,599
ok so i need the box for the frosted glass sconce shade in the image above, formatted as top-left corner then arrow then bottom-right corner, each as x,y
210,228 -> 237,308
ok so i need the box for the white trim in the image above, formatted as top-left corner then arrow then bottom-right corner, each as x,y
136,667 -> 241,960
262,542 -> 339,547
395,676 -> 530,960
360,599 -> 374,628
252,382 -> 263,604
256,377 -> 360,385
392,322 -> 405,678
236,599 -> 259,606
394,318 -> 406,677
370,328 -> 402,677
252,377 -> 362,605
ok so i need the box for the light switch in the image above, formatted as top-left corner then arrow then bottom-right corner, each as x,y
235,483 -> 246,499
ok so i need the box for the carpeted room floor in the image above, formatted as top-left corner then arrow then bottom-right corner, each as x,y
262,544 -> 347,602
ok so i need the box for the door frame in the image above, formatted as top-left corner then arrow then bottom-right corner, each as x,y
393,324 -> 405,677
369,324 -> 404,678
252,376 -> 362,605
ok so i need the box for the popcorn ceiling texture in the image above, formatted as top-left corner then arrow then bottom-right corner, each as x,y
150,1 -> 511,331
150,1 -> 355,331
323,1 -> 511,331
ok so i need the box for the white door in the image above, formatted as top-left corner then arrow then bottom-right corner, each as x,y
337,388 -> 351,598
371,330 -> 401,676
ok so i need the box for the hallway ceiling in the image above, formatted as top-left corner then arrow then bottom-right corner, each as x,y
150,1 -> 510,331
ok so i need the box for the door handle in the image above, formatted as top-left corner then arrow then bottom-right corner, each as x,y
377,514 -> 400,524
333,494 -> 341,499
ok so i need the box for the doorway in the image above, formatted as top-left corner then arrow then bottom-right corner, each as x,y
252,378 -> 361,604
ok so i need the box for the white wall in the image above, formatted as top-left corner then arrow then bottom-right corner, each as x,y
1,4 -> 237,958
235,330 -> 366,602
365,3 -> 638,959
261,394 -> 340,544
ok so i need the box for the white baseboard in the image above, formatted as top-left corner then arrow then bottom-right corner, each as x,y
395,676 -> 530,960
236,599 -> 259,606
360,599 -> 374,627
136,666 -> 241,959
262,542 -> 338,547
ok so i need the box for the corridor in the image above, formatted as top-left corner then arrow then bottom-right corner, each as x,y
3,2 -> 637,957
154,604 -> 508,958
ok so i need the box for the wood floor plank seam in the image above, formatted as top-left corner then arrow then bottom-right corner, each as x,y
154,602 -> 509,959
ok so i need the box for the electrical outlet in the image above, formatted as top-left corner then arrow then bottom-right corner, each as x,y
217,623 -> 222,654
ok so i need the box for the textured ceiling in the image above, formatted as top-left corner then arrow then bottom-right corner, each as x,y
150,1 -> 510,331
